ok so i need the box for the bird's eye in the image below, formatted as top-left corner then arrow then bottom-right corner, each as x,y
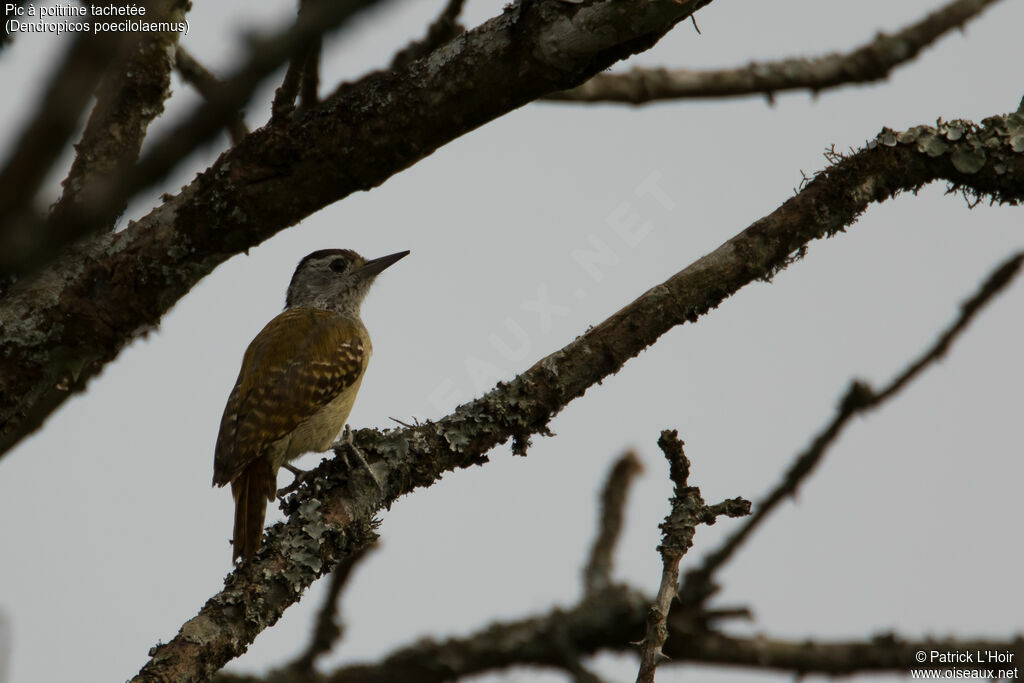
330,258 -> 347,273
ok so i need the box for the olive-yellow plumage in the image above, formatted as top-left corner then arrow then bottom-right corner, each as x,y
213,249 -> 408,561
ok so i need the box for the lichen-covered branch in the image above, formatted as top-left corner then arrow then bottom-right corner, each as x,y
0,0 -> 715,461
127,111 -> 1024,679
679,249 -> 1024,607
636,432 -> 748,683
583,451 -> 643,595
288,543 -> 377,674
548,0 -> 1002,104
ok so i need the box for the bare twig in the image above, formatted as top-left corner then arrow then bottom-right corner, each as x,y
584,451 -> 644,595
299,35 -> 321,109
390,0 -> 466,69
271,0 -> 323,118
271,58 -> 304,120
548,0 -> 1002,104
270,0 -> 313,120
289,543 -> 378,674
175,46 -> 249,143
680,250 -> 1024,606
636,431 -> 749,683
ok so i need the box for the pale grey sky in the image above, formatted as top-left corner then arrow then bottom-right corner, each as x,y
1,1 -> 1022,682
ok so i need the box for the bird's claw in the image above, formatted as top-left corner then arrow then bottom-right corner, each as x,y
277,463 -> 315,498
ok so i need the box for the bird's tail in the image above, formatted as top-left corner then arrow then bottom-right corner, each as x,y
231,459 -> 276,561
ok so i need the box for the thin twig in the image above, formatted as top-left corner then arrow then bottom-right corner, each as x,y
273,0 -> 323,117
548,0 -> 1002,104
299,35 -> 321,109
175,46 -> 249,143
583,451 -> 644,595
271,58 -> 304,120
390,0 -> 466,70
271,0 -> 311,120
636,431 -> 749,683
680,251 -> 1024,606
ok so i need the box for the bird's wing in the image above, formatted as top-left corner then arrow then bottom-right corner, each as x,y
212,307 -> 366,486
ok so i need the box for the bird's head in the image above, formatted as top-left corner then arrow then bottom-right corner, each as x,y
285,248 -> 409,315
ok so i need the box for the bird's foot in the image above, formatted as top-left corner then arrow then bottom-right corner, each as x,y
277,463 -> 315,498
333,425 -> 383,491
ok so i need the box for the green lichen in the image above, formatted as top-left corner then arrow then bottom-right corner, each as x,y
917,133 -> 950,157
951,146 -> 987,174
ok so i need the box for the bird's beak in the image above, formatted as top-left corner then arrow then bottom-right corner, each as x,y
357,249 -> 410,278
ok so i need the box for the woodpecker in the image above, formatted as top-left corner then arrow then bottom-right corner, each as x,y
213,248 -> 409,561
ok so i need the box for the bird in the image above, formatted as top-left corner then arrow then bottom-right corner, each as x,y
212,248 -> 409,561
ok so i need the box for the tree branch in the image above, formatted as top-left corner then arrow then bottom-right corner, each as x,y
583,450 -> 643,595
299,35 -> 321,109
667,630 -> 1024,676
271,0 -> 324,119
679,249 -> 1024,607
130,110 -> 1024,680
217,583 -> 1024,681
0,0 -> 715,460
636,431 -> 748,683
271,54 -> 305,120
548,0 -> 1002,104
